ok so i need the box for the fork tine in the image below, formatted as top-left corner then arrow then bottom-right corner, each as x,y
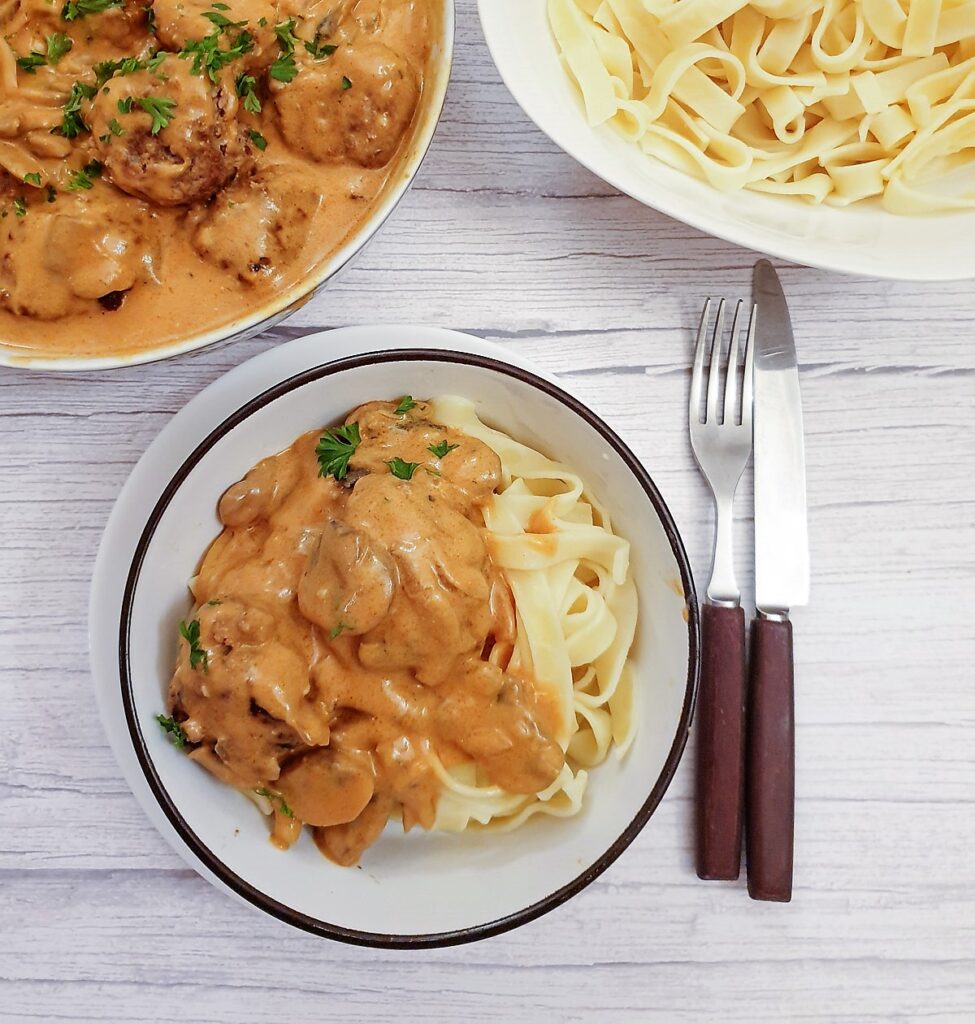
690,298 -> 712,424
741,302 -> 757,431
705,299 -> 726,424
723,300 -> 745,426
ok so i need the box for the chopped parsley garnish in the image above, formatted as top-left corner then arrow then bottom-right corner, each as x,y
274,17 -> 299,52
329,622 -> 347,639
94,55 -> 144,85
179,27 -> 253,82
248,128 -> 267,150
212,1 -> 230,8
304,36 -> 337,59
13,197 -> 26,217
257,15 -> 267,26
341,75 -> 352,90
59,81 -> 97,137
146,50 -> 167,73
145,4 -> 156,32
65,160 -> 103,191
202,9 -> 245,29
136,95 -> 176,134
23,172 -> 42,187
107,117 -> 125,136
117,96 -> 134,113
269,53 -> 296,83
393,395 -> 416,415
428,440 -> 459,459
236,72 -> 261,113
206,598 -> 222,606
386,457 -> 420,480
179,617 -> 209,672
270,18 -> 299,83
155,714 -> 187,749
45,184 -> 57,203
16,52 -> 46,74
61,0 -> 123,21
47,32 -> 73,63
316,422 -> 361,480
255,787 -> 294,818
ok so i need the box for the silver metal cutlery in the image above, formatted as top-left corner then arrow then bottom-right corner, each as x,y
690,297 -> 755,883
690,261 -> 808,902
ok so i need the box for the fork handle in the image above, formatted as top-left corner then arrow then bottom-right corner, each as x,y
746,615 -> 795,902
696,603 -> 746,880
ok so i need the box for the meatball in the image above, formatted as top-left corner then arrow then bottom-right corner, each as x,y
88,55 -> 246,206
191,165 -> 323,281
0,194 -> 155,318
150,0 -> 278,71
272,42 -> 419,168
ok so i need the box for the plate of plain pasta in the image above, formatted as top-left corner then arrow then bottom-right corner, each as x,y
479,0 -> 975,280
89,324 -> 698,945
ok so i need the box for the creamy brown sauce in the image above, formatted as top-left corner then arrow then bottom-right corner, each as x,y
166,400 -> 565,866
0,0 -> 435,358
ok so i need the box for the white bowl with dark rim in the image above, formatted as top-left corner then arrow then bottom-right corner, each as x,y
89,325 -> 700,946
0,5 -> 454,373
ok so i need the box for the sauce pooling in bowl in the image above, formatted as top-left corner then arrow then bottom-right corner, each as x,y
166,399 -> 564,866
0,0 -> 435,359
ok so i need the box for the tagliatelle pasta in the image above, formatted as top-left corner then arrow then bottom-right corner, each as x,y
549,0 -> 975,212
428,396 -> 638,834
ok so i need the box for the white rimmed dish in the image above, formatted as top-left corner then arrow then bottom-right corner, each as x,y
89,325 -> 699,945
0,5 -> 454,373
477,0 -> 975,282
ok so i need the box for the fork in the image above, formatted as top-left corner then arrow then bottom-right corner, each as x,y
689,297 -> 756,881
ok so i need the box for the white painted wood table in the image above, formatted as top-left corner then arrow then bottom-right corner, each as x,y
3,3 -> 974,1020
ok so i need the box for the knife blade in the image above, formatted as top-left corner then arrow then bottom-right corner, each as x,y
752,260 -> 809,615
747,260 -> 806,903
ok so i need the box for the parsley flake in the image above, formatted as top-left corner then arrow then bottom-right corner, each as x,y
13,197 -> 26,217
155,714 -> 188,749
316,422 -> 361,480
136,95 -> 176,134
428,440 -> 459,459
16,52 -> 46,74
59,80 -> 97,137
23,172 -> 42,187
386,457 -> 420,480
179,617 -> 209,672
248,128 -> 267,150
393,395 -> 416,415
341,75 -> 352,90
46,32 -> 73,63
236,72 -> 261,113
255,787 -> 294,818
61,0 -> 123,21
304,37 -> 337,59
65,160 -> 103,191
269,53 -> 296,83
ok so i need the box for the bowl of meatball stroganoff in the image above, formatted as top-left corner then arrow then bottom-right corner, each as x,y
0,0 -> 452,369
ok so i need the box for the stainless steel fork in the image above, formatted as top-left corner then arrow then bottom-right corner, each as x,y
689,298 -> 756,882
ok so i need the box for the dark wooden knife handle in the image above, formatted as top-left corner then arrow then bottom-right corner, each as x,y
696,603 -> 746,880
747,615 -> 795,902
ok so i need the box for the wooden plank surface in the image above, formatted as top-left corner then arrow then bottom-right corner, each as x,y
2,2 -> 974,1020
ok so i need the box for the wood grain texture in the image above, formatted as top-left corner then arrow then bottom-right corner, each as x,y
2,2 -> 974,1020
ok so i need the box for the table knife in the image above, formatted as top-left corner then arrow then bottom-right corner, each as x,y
748,261 -> 809,903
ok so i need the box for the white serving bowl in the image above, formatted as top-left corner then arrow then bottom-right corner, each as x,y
89,325 -> 699,946
478,0 -> 975,282
0,4 -> 454,372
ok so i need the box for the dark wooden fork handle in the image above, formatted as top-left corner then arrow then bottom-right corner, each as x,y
747,615 -> 795,902
696,603 -> 746,880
